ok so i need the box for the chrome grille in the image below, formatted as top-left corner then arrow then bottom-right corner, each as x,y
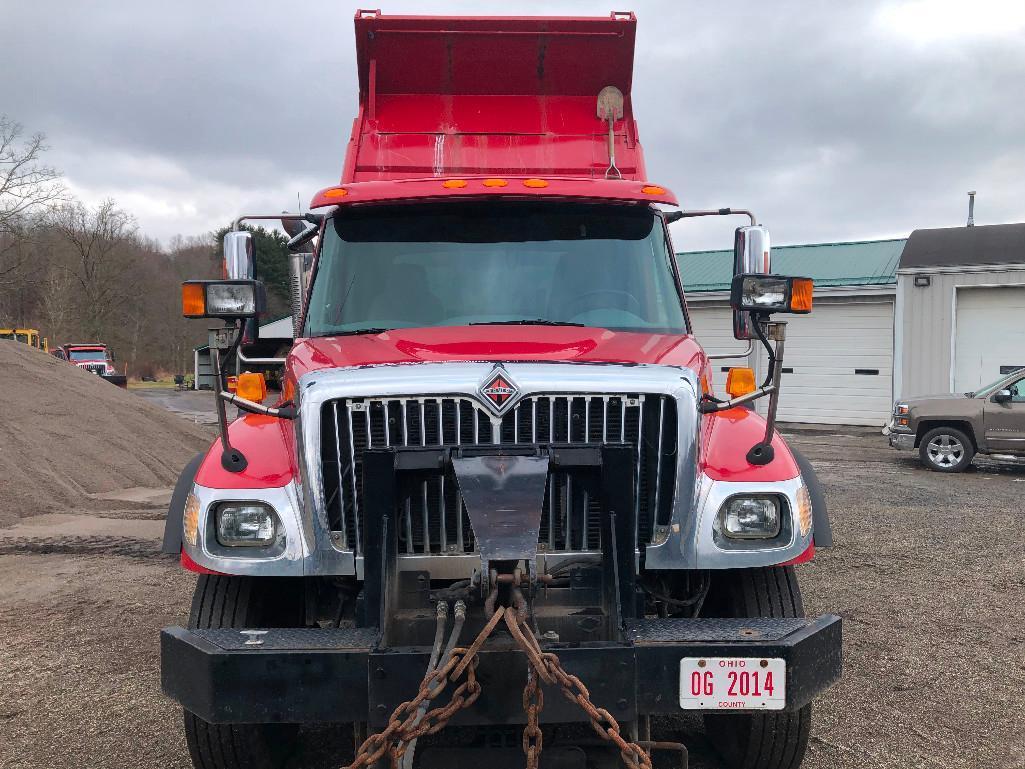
320,393 -> 677,555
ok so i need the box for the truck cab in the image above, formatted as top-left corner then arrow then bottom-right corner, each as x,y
161,12 -> 840,769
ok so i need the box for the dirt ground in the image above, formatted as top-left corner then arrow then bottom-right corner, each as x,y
1,391 -> 1023,769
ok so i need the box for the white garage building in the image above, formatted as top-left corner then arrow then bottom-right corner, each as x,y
680,239 -> 905,426
895,223 -> 1025,398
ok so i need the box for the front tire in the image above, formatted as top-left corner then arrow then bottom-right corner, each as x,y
919,426 -> 974,472
182,575 -> 303,769
701,567 -> 812,769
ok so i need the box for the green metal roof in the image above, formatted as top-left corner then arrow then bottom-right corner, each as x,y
679,238 -> 905,292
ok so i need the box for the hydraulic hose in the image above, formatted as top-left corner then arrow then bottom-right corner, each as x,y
402,601 -> 467,769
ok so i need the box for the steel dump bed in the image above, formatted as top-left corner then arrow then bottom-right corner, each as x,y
343,10 -> 647,182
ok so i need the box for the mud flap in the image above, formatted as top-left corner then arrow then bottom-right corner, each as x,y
791,448 -> 832,547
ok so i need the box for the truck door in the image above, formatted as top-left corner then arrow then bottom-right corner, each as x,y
983,373 -> 1025,453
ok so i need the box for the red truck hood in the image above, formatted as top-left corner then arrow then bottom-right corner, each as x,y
289,326 -> 704,379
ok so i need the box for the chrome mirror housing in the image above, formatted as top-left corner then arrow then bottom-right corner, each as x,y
734,225 -> 771,275
732,225 -> 772,339
223,231 -> 254,280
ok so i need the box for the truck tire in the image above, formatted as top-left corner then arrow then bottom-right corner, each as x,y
702,567 -> 812,769
183,575 -> 303,769
918,426 -> 974,473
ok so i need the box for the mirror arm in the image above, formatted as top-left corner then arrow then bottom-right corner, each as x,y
232,212 -> 324,231
699,384 -> 775,413
209,323 -> 249,473
237,349 -> 287,365
746,322 -> 787,466
665,208 -> 757,225
220,392 -> 296,420
707,339 -> 754,361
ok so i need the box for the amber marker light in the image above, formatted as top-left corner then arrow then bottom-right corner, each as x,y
483,178 -> 508,188
523,178 -> 548,188
183,491 -> 200,547
789,277 -> 814,312
442,179 -> 468,189
726,367 -> 757,398
182,283 -> 206,317
323,187 -> 348,198
236,372 -> 268,403
641,185 -> 666,195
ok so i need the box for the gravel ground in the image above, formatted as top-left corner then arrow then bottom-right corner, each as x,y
1,402 -> 1023,769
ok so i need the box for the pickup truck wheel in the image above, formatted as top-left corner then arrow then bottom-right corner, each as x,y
919,426 -> 974,472
182,575 -> 303,769
701,567 -> 812,769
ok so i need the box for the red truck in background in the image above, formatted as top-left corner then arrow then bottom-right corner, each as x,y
161,12 -> 840,769
54,343 -> 127,388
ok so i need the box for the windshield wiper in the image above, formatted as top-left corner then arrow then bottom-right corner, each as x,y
469,319 -> 585,327
331,327 -> 394,337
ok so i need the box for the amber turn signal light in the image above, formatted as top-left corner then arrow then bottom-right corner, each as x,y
236,372 -> 267,403
789,277 -> 814,313
182,282 -> 206,317
726,367 -> 757,398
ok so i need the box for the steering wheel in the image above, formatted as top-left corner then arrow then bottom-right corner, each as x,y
566,289 -> 643,318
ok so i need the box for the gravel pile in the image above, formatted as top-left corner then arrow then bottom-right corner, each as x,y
0,341 -> 210,527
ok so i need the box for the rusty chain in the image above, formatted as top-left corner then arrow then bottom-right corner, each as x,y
521,667 -> 544,769
343,607 -> 506,769
504,610 -> 653,769
344,602 -> 652,769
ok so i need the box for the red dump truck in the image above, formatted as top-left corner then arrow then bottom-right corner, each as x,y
55,343 -> 128,388
161,11 -> 840,769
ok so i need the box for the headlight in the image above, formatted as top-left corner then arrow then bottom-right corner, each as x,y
722,496 -> 781,539
894,403 -> 909,415
215,503 -> 278,547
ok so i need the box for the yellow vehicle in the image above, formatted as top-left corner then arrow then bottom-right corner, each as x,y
0,328 -> 49,352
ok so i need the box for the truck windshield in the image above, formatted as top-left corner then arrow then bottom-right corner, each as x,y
305,202 -> 687,337
69,350 -> 106,362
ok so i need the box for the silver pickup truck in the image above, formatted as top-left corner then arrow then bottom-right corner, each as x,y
888,369 -> 1025,471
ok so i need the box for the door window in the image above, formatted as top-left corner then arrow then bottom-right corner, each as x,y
1008,377 -> 1025,403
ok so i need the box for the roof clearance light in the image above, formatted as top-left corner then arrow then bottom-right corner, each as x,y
323,188 -> 348,198
523,178 -> 548,188
442,179 -> 468,189
641,185 -> 666,195
483,178 -> 508,188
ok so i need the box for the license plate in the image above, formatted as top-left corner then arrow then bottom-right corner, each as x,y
679,657 -> 786,710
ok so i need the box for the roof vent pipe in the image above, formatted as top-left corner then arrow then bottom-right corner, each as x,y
967,191 -> 976,227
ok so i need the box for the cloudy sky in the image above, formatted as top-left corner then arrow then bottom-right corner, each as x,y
2,0 -> 1023,250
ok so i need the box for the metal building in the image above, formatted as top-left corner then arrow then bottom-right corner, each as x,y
681,239 -> 905,426
896,223 -> 1025,399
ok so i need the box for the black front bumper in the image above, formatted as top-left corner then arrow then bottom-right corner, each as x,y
161,614 -> 841,725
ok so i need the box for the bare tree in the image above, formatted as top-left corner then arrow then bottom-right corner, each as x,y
50,199 -> 138,339
37,265 -> 76,342
0,116 -> 64,284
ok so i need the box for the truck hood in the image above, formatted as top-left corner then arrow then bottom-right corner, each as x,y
904,393 -> 974,404
289,326 -> 705,380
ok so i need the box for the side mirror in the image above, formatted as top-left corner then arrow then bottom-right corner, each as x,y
287,223 -> 319,252
732,226 -> 771,339
223,231 -> 254,280
734,225 -> 771,275
992,389 -> 1012,404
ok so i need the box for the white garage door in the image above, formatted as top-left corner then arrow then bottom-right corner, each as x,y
688,298 -> 895,425
954,286 -> 1025,393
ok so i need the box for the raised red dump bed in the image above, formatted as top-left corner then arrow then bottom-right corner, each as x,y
342,10 -> 647,182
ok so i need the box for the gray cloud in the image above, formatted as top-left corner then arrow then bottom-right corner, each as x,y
1,0 -> 1023,247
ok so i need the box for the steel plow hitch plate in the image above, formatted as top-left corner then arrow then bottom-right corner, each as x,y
452,454 -> 549,570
